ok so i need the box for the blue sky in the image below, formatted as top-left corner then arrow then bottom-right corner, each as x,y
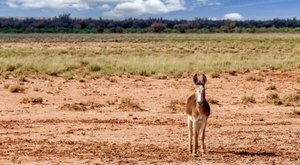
0,0 -> 299,20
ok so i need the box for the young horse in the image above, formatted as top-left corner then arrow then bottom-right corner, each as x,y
186,74 -> 210,155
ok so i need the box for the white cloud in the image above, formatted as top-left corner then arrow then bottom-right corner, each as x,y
7,0 -> 78,10
98,4 -> 111,10
197,0 -> 221,6
5,0 -> 186,16
223,13 -> 244,20
207,17 -> 217,20
105,0 -> 186,17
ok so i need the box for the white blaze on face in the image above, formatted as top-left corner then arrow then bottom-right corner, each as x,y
196,84 -> 205,104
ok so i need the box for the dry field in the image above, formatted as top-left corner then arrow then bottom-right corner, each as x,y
0,34 -> 300,164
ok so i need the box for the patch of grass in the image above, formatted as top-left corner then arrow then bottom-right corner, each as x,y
106,99 -> 116,106
78,78 -> 85,83
265,84 -> 276,90
8,84 -> 25,93
79,60 -> 89,66
1,72 -> 10,79
207,98 -> 221,105
210,72 -> 221,78
167,99 -> 186,113
33,87 -> 40,92
30,97 -> 43,104
282,93 -> 300,106
3,84 -> 10,89
227,70 -> 237,76
119,97 -> 146,112
265,93 -> 282,105
108,77 -> 117,83
21,97 -> 43,104
241,96 -> 256,104
0,34 -> 300,77
5,64 -> 18,72
155,73 -> 168,80
246,75 -> 264,82
88,64 -> 101,72
18,76 -> 28,82
60,103 -> 87,111
291,109 -> 300,116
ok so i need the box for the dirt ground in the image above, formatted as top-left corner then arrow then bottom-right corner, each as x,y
0,70 -> 299,164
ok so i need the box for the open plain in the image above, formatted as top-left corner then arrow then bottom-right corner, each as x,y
0,34 -> 299,164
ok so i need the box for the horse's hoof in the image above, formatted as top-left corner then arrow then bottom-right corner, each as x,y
191,153 -> 199,157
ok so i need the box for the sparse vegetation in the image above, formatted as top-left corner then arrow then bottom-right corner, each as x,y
265,92 -> 300,106
156,74 -> 168,80
266,84 -> 276,90
265,93 -> 282,105
8,84 -> 25,93
119,97 -> 146,112
241,96 -> 256,104
3,84 -> 10,89
108,77 -> 117,83
291,109 -> 300,116
88,64 -> 101,72
60,103 -> 87,111
167,99 -> 186,113
227,70 -> 238,76
33,87 -> 40,92
18,76 -> 28,82
106,99 -> 117,106
207,98 -> 221,105
21,97 -> 43,104
210,72 -> 221,78
282,93 -> 300,106
0,34 -> 299,77
246,75 -> 264,82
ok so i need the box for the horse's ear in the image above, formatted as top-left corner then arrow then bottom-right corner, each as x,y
202,74 -> 207,84
193,74 -> 198,84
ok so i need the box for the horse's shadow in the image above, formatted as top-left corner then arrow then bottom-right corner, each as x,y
234,150 -> 278,156
209,149 -> 278,157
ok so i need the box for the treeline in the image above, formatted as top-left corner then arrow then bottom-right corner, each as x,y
1,13 -> 300,33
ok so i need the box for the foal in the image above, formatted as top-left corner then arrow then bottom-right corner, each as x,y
186,74 -> 210,155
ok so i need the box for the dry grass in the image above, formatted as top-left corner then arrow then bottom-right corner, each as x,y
167,99 -> 186,113
207,98 -> 221,105
33,87 -> 40,92
21,97 -> 43,105
60,103 -> 87,111
155,73 -> 168,80
241,96 -> 256,104
282,93 -> 300,106
3,84 -> 10,89
62,101 -> 104,111
119,98 -> 146,112
246,75 -> 264,82
18,76 -> 28,82
0,34 -> 299,77
227,70 -> 238,76
106,99 -> 117,106
265,93 -> 300,106
291,109 -> 300,116
88,64 -> 102,72
210,72 -> 221,78
265,84 -> 276,90
8,84 -> 25,93
265,93 -> 282,105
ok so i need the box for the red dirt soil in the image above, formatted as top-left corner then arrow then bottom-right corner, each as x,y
0,70 -> 299,164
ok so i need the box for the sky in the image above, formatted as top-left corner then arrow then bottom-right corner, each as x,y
0,0 -> 299,20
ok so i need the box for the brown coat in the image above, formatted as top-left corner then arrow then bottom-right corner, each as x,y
186,94 -> 210,118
